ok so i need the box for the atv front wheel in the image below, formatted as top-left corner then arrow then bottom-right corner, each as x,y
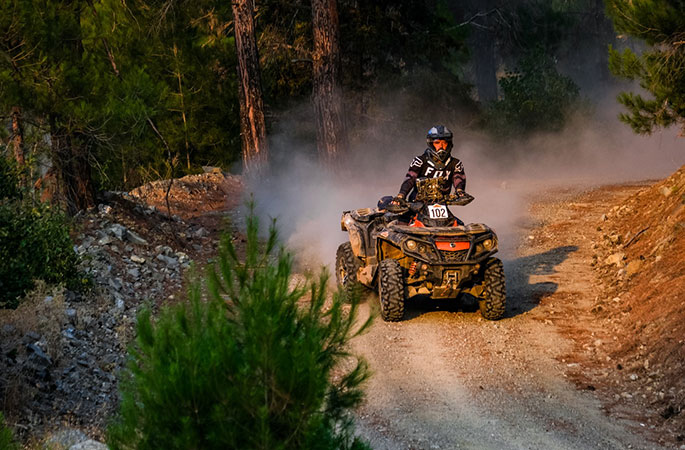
378,259 -> 405,321
479,257 -> 506,320
336,242 -> 361,301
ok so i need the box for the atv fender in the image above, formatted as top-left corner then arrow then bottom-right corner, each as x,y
341,213 -> 366,258
357,264 -> 378,287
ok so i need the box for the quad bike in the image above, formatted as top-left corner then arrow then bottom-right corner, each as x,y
336,177 -> 506,321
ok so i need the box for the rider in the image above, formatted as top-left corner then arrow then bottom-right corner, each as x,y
392,125 -> 466,205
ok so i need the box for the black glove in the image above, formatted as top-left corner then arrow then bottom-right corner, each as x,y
391,195 -> 407,206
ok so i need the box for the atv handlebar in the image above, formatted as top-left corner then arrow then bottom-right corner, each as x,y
446,192 -> 475,206
385,192 -> 475,214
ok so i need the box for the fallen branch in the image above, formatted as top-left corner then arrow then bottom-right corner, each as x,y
623,226 -> 650,248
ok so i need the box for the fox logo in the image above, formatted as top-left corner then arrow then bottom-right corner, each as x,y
425,167 -> 450,178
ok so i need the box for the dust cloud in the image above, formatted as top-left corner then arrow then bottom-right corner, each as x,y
246,95 -> 683,271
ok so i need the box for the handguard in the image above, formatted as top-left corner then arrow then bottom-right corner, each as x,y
446,192 -> 475,206
386,196 -> 409,214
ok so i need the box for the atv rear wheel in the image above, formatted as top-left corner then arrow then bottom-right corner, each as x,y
479,257 -> 506,320
336,242 -> 361,301
378,259 -> 405,321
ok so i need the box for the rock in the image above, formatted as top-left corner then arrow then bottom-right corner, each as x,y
22,331 -> 41,345
130,254 -> 146,264
601,214 -> 607,221
108,277 -> 123,291
109,223 -> 128,240
62,327 -> 76,340
70,439 -> 108,450
156,253 -> 179,268
97,204 -> 113,215
176,252 -> 189,264
26,343 -> 52,379
202,165 -> 223,174
194,227 -> 209,238
126,229 -> 148,246
604,252 -> 626,267
630,374 -> 639,381
65,290 -> 80,302
155,245 -> 174,256
45,429 -> 89,449
97,235 -> 113,246
66,308 -> 78,324
625,260 -> 642,277
660,186 -> 672,197
127,268 -> 140,279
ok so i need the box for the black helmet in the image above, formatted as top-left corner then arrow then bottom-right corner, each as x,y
426,125 -> 453,162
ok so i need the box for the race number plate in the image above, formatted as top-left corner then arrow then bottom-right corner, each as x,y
427,204 -> 448,219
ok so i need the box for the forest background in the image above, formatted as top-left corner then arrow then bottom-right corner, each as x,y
0,0 -> 634,208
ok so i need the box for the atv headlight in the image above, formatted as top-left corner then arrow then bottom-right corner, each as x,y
482,239 -> 493,250
405,239 -> 417,251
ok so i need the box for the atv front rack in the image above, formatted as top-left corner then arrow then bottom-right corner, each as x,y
388,221 -> 489,236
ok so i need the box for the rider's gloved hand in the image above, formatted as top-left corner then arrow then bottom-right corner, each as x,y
391,194 -> 406,206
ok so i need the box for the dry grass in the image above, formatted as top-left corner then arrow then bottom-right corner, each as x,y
8,282 -> 67,360
0,282 -> 67,425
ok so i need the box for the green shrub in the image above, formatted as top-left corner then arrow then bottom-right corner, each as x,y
107,212 -> 372,450
0,199 -> 81,308
0,413 -> 20,450
484,50 -> 581,138
0,157 -> 20,201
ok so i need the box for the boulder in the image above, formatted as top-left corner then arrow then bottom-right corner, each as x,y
625,260 -> 642,277
126,229 -> 148,246
604,252 -> 626,267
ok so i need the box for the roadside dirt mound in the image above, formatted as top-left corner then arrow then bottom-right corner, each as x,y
597,165 -> 685,437
129,169 -> 243,220
576,165 -> 685,443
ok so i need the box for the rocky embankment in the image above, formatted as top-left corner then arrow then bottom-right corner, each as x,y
588,165 -> 685,443
0,171 -> 239,446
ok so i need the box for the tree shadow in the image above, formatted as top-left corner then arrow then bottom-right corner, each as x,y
397,245 -> 578,321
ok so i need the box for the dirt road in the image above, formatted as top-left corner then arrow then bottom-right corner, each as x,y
351,183 -> 663,449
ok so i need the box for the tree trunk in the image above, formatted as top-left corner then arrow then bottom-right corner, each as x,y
10,106 -> 25,166
311,0 -> 347,165
472,30 -> 498,103
50,118 -> 96,214
593,0 -> 612,83
232,0 -> 268,173
468,0 -> 498,103
44,3 -> 95,214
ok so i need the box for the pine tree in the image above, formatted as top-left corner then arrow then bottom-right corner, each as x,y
107,211 -> 372,450
607,0 -> 685,134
